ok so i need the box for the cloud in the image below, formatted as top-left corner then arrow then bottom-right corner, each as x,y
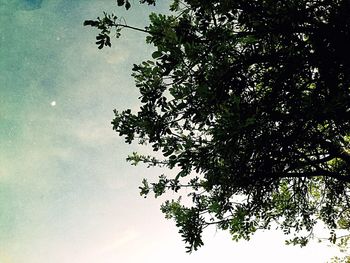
0,250 -> 14,263
105,49 -> 130,65
20,0 -> 43,10
79,228 -> 138,262
101,229 -> 138,253
72,120 -> 115,146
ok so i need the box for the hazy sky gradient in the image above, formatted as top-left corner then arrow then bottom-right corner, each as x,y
0,0 -> 342,262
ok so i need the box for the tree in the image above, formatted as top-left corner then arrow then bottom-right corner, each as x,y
85,0 -> 350,253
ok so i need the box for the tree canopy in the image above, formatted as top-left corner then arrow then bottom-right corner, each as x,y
85,0 -> 350,253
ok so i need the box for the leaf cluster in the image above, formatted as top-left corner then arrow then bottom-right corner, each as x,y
89,0 -> 350,252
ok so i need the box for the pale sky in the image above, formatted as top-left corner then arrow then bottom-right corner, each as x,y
0,0 -> 343,262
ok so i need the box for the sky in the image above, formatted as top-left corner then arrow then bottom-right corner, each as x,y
0,0 -> 344,262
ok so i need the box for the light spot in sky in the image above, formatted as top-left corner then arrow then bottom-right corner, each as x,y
50,101 -> 56,106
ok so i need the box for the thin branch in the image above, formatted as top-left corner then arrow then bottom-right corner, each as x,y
116,23 -> 151,34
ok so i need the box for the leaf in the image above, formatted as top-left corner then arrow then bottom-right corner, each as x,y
116,0 -> 125,6
83,20 -> 99,27
151,50 -> 162,59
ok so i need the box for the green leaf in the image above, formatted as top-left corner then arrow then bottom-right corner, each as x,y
116,0 -> 125,6
151,50 -> 162,59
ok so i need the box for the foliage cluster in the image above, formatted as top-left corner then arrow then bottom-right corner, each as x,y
86,0 -> 350,253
